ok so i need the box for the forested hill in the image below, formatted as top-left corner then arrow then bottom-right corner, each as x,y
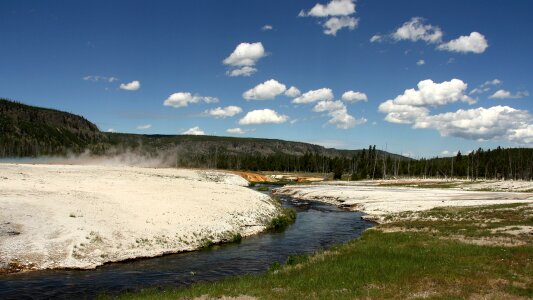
0,98 -> 105,156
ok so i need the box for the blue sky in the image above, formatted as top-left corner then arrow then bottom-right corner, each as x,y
1,0 -> 532,157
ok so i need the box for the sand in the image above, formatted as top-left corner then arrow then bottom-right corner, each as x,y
273,182 -> 533,222
0,163 -> 278,273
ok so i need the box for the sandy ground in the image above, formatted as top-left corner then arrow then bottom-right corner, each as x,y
0,163 -> 278,273
273,182 -> 533,222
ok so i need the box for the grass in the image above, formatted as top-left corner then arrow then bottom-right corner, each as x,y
106,203 -> 532,300
267,207 -> 297,232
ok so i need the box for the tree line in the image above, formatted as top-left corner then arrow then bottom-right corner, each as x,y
174,145 -> 533,181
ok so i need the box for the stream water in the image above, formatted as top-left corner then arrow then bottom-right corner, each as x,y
0,185 -> 373,299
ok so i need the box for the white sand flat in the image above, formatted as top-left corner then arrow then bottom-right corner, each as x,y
0,163 -> 277,272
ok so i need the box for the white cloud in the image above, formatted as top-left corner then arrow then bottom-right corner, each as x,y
204,106 -> 243,118
437,32 -> 488,54
313,100 -> 346,112
285,86 -> 301,98
262,24 -> 273,31
509,124 -> 533,144
163,92 -> 219,108
370,35 -> 383,43
223,42 -> 266,67
384,78 -> 474,107
392,17 -> 443,44
106,128 -> 116,133
416,59 -> 425,66
226,66 -> 257,77
441,150 -> 458,156
119,80 -> 140,91
414,106 -> 531,142
293,88 -> 334,104
341,90 -> 367,102
299,0 -> 356,17
182,126 -> 205,135
378,101 -> 430,124
470,79 -> 501,94
323,16 -> 358,36
378,79 -> 475,124
226,127 -> 246,134
239,109 -> 289,125
378,79 -> 533,144
313,100 -> 366,129
489,89 -> 529,99
83,75 -> 118,83
243,79 -> 286,100
136,124 -> 152,130
299,0 -> 358,36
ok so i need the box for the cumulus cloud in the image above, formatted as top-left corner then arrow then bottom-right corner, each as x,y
136,124 -> 152,130
182,126 -> 205,135
223,42 -> 266,66
243,79 -> 286,100
378,79 -> 474,124
262,24 -> 273,31
378,79 -> 533,144
226,127 -> 246,134
293,88 -> 334,104
392,17 -> 443,44
223,42 -> 266,76
437,32 -> 488,54
415,106 -> 531,142
470,79 -> 501,94
226,66 -> 257,77
238,109 -> 289,125
382,79 -> 474,108
372,18 -> 488,55
285,86 -> 301,98
313,100 -> 365,129
323,16 -> 358,36
299,0 -> 358,36
83,75 -> 118,83
107,128 -> 116,133
489,89 -> 529,99
509,124 -> 533,144
341,90 -> 367,102
204,106 -> 243,118
163,92 -> 219,108
313,100 -> 346,112
299,0 -> 356,17
119,80 -> 141,91
416,59 -> 425,66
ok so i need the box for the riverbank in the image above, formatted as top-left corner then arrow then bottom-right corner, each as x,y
273,181 -> 533,222
114,202 -> 533,299
0,163 -> 279,273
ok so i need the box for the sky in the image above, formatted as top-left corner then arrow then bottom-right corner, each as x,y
1,0 -> 532,158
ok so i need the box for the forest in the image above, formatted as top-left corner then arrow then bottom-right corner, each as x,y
173,145 -> 533,181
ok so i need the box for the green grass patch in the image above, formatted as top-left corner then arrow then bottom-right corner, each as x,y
108,204 -> 533,300
267,208 -> 297,232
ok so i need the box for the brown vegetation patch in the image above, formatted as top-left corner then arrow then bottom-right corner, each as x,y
230,171 -> 273,183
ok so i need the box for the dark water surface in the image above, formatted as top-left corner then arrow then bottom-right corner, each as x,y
0,186 -> 372,299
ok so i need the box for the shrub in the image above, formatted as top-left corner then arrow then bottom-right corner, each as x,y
268,208 -> 296,231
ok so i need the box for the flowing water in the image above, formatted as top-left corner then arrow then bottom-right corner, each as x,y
0,185 -> 373,299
